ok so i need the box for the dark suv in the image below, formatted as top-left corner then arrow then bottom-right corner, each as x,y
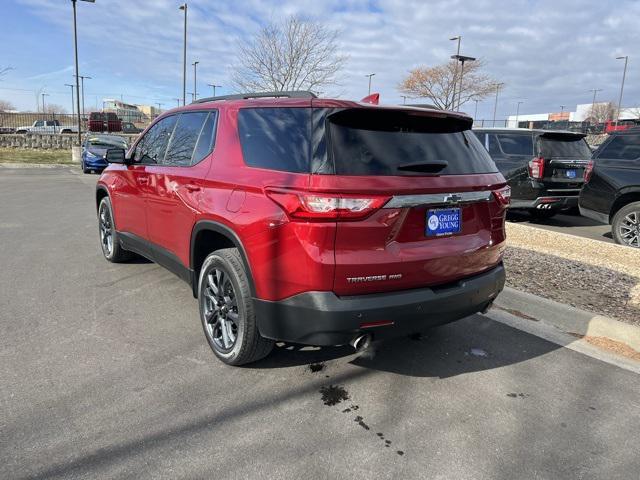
474,128 -> 591,218
96,91 -> 509,365
579,128 -> 640,247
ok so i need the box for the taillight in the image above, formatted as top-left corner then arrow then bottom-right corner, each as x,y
493,185 -> 511,206
584,160 -> 594,183
266,189 -> 390,221
528,157 -> 545,179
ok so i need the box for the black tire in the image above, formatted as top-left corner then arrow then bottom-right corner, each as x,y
612,201 -> 640,248
198,248 -> 274,366
81,160 -> 89,174
98,197 -> 133,262
529,209 -> 557,220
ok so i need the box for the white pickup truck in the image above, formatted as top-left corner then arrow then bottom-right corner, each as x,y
15,120 -> 78,134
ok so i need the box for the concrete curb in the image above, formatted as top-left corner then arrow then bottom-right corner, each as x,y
495,286 -> 640,354
0,162 -> 74,169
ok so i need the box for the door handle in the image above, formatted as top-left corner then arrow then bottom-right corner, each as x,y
185,184 -> 201,192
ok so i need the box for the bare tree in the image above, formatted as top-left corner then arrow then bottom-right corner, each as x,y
0,99 -> 15,112
398,60 -> 498,110
43,103 -> 67,114
231,16 -> 347,93
586,102 -> 616,124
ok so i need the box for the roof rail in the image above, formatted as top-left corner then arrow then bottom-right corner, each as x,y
192,91 -> 317,104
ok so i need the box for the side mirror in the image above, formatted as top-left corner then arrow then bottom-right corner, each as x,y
105,148 -> 126,164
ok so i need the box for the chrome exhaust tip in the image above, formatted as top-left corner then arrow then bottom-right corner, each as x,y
350,333 -> 372,351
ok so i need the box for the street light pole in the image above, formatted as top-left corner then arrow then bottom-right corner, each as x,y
401,95 -> 408,105
451,54 -> 476,111
473,99 -> 479,121
41,93 -> 49,113
615,55 -> 629,128
492,83 -> 504,127
192,61 -> 199,101
173,98 -> 181,107
77,75 -> 91,117
560,105 -> 565,113
365,73 -> 375,95
588,88 -> 602,125
65,83 -> 75,116
207,83 -> 222,96
179,4 -> 188,107
450,36 -> 461,110
515,101 -> 523,127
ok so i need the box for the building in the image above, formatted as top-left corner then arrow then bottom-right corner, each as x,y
102,99 -> 143,123
136,105 -> 163,120
507,103 -> 640,128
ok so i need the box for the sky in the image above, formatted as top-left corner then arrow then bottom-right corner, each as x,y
0,0 -> 638,120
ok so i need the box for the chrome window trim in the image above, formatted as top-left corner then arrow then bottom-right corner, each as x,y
383,191 -> 493,208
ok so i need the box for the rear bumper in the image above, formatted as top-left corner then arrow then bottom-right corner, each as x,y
254,263 -> 505,346
510,196 -> 579,209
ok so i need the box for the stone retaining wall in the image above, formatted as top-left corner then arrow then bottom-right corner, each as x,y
0,133 -> 141,150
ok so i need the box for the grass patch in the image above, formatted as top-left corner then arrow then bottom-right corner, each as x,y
0,148 -> 73,164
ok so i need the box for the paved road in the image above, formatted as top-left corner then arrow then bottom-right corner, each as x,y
507,210 -> 613,244
1,167 -> 639,479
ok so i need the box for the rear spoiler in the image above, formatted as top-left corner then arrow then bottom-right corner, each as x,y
327,106 -> 473,132
539,131 -> 587,139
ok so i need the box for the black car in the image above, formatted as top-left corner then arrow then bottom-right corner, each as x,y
121,121 -> 143,134
579,128 -> 640,248
474,128 -> 592,218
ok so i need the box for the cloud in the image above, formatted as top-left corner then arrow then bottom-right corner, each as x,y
27,65 -> 74,81
9,0 -> 640,117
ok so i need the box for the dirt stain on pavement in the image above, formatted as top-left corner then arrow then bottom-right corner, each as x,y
354,415 -> 370,430
309,363 -> 325,373
320,388 -> 406,457
320,385 -> 349,406
507,393 -> 530,398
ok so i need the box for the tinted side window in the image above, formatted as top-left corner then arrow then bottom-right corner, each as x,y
192,112 -> 217,164
238,108 -> 311,173
496,134 -> 533,156
134,116 -> 177,164
164,112 -> 209,166
596,135 -> 640,161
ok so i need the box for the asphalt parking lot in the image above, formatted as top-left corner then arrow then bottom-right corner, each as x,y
1,167 -> 639,479
507,210 -> 613,244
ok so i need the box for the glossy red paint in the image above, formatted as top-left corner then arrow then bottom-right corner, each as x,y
98,97 -> 507,303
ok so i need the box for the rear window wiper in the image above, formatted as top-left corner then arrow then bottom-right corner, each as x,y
396,160 -> 448,173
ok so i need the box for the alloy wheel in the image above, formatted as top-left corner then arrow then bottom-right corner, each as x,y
99,204 -> 113,256
618,211 -> 640,248
202,268 -> 239,351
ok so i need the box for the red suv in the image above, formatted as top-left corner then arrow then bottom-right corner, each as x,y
96,91 -> 509,365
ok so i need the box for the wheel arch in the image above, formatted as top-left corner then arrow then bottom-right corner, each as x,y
610,189 -> 640,222
96,185 -> 109,212
190,221 -> 256,299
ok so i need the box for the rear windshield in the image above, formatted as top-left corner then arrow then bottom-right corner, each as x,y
539,136 -> 590,159
327,109 -> 497,176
